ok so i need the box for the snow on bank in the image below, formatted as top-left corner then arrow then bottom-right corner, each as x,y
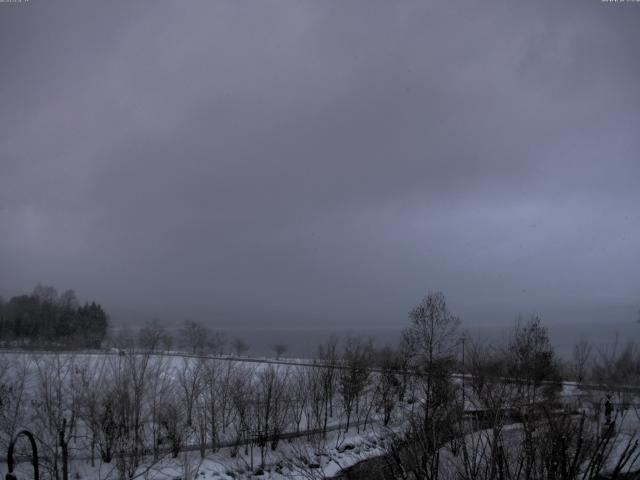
1,426 -> 388,480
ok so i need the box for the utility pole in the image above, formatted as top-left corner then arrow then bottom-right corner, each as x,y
461,333 -> 466,414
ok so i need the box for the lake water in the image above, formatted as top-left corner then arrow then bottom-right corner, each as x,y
206,320 -> 640,360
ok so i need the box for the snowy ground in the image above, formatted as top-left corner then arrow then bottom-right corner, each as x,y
0,350 -> 396,480
3,350 -> 640,479
1,425 -> 389,480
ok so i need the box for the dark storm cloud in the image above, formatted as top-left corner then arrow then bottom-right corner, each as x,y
1,0 -> 639,327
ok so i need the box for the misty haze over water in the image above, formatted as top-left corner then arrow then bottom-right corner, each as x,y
106,301 -> 639,358
114,316 -> 639,359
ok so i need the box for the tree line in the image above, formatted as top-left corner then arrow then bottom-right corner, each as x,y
0,285 -> 109,349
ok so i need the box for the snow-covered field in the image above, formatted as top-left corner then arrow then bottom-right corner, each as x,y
2,350 -> 640,480
0,350 -> 401,480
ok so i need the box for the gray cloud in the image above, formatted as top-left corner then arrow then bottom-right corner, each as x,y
1,0 -> 639,328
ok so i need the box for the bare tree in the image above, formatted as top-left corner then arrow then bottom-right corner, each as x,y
451,401 -> 640,480
94,383 -> 120,464
506,315 -> 560,406
179,451 -> 206,480
77,355 -> 111,467
157,395 -> 185,458
373,346 -> 402,426
180,320 -> 210,354
209,330 -> 228,355
109,350 -> 156,480
338,337 -> 373,433
316,337 -> 339,436
31,354 -> 80,480
253,365 -> 291,466
387,291 -> 462,480
57,289 -> 78,309
218,361 -> 239,435
193,384 -> 209,458
230,364 -> 255,457
572,339 -> 593,384
147,354 -> 173,460
177,357 -> 204,428
273,343 -> 288,360
137,318 -> 173,352
592,340 -> 640,425
32,283 -> 59,303
288,367 -> 309,435
232,338 -> 249,356
456,340 -> 518,480
0,355 -> 30,454
304,364 -> 328,437
201,358 -> 222,453
112,325 -> 135,350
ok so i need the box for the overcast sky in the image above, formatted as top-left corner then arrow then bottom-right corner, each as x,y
1,0 -> 639,328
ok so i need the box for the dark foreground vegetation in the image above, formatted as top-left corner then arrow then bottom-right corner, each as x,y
1,291 -> 640,480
